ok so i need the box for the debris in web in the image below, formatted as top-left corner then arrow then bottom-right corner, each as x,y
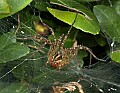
53,82 -> 84,93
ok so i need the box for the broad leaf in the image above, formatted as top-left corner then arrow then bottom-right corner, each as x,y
0,0 -> 33,19
0,31 -> 16,51
111,50 -> 120,62
48,8 -> 100,35
0,42 -> 30,63
0,0 -> 10,14
93,5 -> 120,43
31,0 -> 50,11
112,0 -> 120,16
50,0 -> 96,20
0,83 -> 29,93
50,0 -> 100,35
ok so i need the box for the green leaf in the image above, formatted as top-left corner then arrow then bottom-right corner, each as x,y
50,0 -> 98,21
93,5 -> 120,43
0,42 -> 30,63
75,0 -> 100,2
31,0 -> 50,11
0,0 -> 33,19
0,0 -> 10,14
111,50 -> 120,62
0,83 -> 29,93
0,31 -> 16,51
50,0 -> 86,15
0,81 -> 9,90
48,8 -> 100,35
112,0 -> 120,16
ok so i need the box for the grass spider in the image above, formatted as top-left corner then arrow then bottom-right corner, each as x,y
0,12 -> 106,80
33,12 -> 105,70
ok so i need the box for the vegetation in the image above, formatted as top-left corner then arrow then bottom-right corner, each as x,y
0,0 -> 120,93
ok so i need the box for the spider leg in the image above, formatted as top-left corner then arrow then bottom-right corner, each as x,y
49,28 -> 56,42
46,61 -> 49,66
42,23 -> 57,44
36,41 -> 47,52
78,45 -> 106,62
61,12 -> 78,48
57,34 -> 64,48
38,13 -> 56,41
15,14 -> 20,34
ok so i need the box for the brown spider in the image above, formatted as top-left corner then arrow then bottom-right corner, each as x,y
36,12 -> 105,70
0,12 -> 105,80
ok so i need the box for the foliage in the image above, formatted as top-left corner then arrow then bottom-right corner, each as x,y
0,0 -> 120,93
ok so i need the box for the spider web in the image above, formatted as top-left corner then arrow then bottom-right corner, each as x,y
0,0 -> 120,93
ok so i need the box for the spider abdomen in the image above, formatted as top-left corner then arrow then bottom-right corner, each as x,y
50,60 -> 62,69
50,60 -> 68,70
48,52 -> 69,69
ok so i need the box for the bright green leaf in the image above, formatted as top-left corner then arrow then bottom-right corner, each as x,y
0,42 -> 30,63
93,5 -> 120,43
111,50 -> 120,62
0,31 -> 16,51
50,0 -> 98,21
0,0 -> 10,14
48,8 -> 100,35
0,0 -> 33,19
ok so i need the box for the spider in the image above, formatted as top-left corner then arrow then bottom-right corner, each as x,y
34,12 -> 105,70
0,12 -> 105,80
